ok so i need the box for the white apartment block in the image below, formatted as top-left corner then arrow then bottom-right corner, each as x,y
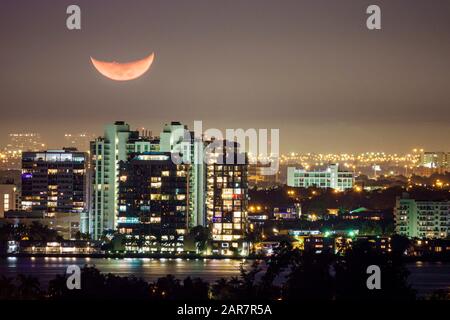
287,164 -> 354,191
395,195 -> 450,239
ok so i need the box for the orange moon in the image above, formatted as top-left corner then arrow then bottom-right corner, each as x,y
90,53 -> 155,81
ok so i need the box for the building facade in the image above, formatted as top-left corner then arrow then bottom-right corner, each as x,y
420,151 -> 449,173
205,141 -> 249,255
395,195 -> 450,239
0,184 -> 18,218
287,164 -> 354,191
159,122 -> 206,228
90,121 -> 159,239
2,210 -> 81,240
21,149 -> 86,214
117,153 -> 189,253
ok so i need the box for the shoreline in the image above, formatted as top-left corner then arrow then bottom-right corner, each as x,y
2,253 -> 261,260
1,253 -> 449,263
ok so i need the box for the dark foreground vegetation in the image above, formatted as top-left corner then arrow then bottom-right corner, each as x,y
1,240 -> 449,301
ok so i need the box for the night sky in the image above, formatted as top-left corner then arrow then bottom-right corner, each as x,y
0,0 -> 449,153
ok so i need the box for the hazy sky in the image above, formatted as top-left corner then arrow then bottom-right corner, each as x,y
0,0 -> 449,153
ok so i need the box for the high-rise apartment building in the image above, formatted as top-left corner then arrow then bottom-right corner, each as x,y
117,153 -> 189,253
160,122 -> 206,228
395,194 -> 450,239
205,141 -> 249,255
90,121 -> 249,256
90,121 -> 159,239
287,164 -> 354,191
21,149 -> 87,214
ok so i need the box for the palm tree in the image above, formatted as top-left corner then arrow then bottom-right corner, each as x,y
16,274 -> 41,299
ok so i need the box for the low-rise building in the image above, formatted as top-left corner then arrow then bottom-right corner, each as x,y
395,194 -> 450,239
7,240 -> 101,255
0,184 -> 19,218
341,208 -> 385,221
273,205 -> 300,220
409,239 -> 450,257
287,164 -> 354,191
1,211 -> 81,240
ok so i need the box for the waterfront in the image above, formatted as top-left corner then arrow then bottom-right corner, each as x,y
1,257 -> 449,297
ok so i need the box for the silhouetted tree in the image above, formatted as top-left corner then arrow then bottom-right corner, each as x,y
334,241 -> 416,300
390,234 -> 411,256
0,276 -> 16,299
282,252 -> 335,300
189,226 -> 211,253
16,274 -> 42,300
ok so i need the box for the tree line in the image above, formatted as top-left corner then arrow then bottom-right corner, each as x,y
2,238 -> 448,300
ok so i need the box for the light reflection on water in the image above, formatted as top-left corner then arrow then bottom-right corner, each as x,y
1,257 -> 449,296
1,257 -> 244,285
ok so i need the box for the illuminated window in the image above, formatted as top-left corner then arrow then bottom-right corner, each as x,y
223,200 -> 232,208
150,194 -> 161,200
222,189 -> 233,199
176,171 -> 186,177
21,201 -> 32,209
150,217 -> 161,223
4,194 -> 10,211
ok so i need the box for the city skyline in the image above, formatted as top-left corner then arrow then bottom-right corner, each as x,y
1,0 -> 450,306
1,0 -> 450,153
0,126 -> 448,155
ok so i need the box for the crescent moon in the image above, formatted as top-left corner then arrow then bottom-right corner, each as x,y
90,53 -> 155,81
